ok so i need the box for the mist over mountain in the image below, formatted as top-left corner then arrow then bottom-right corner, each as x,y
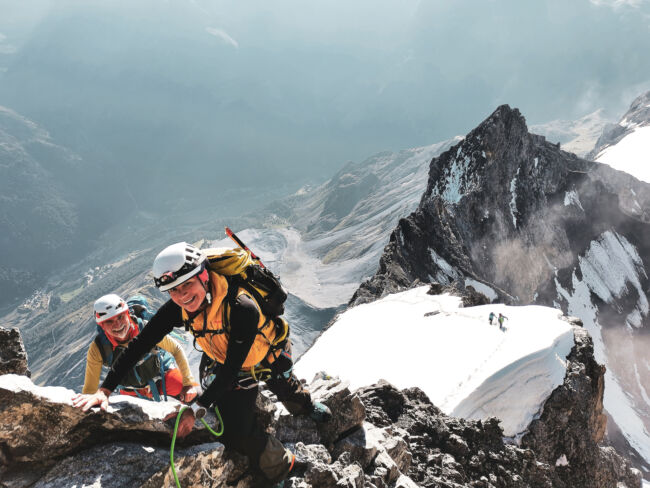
1,0 -> 648,310
530,109 -> 611,157
1,0 -> 649,216
1,3 -> 650,483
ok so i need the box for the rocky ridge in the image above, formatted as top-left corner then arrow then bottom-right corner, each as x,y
1,306 -> 642,488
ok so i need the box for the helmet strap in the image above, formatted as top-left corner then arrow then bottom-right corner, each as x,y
198,266 -> 212,304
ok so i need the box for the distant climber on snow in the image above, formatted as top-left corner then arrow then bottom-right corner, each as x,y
72,237 -> 331,487
498,313 -> 508,331
82,293 -> 198,402
488,311 -> 496,325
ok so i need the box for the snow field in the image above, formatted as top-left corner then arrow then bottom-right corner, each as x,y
596,125 -> 650,184
296,286 -> 574,438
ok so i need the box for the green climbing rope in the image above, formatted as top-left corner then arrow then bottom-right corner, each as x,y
170,405 -> 224,488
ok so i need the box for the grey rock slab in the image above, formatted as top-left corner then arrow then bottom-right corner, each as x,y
30,442 -> 223,488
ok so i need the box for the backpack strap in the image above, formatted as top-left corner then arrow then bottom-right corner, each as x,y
94,333 -> 113,366
222,275 -> 276,338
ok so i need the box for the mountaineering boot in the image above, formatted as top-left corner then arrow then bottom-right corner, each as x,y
309,401 -> 332,423
270,452 -> 295,488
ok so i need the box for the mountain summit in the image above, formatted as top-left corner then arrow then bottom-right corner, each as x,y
351,103 -> 650,476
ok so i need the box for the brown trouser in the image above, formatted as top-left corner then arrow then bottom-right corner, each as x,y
211,340 -> 312,481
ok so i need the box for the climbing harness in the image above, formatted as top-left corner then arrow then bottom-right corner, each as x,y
170,404 -> 224,488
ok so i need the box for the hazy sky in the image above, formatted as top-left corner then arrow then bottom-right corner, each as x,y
0,0 -> 649,205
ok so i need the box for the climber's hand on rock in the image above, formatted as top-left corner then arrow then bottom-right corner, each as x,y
71,388 -> 110,412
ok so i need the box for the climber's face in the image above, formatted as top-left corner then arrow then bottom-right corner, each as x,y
168,276 -> 207,313
101,312 -> 132,343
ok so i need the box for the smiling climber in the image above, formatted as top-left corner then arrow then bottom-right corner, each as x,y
73,242 -> 331,487
81,293 -> 198,402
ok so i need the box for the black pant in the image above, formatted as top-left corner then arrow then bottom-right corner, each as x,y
208,341 -> 312,481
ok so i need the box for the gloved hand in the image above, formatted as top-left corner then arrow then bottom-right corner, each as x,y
164,403 -> 206,438
176,408 -> 196,438
179,384 -> 200,403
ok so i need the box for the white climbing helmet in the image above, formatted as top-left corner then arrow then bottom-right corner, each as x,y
153,242 -> 206,291
94,294 -> 129,324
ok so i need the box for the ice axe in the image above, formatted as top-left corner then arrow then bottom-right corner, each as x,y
225,227 -> 266,269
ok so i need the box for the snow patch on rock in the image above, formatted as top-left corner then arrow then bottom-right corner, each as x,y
440,155 -> 471,204
563,190 -> 584,211
555,454 -> 569,467
510,168 -> 520,227
430,249 -> 461,284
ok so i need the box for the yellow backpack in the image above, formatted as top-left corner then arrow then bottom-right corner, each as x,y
195,247 -> 290,387
201,247 -> 289,342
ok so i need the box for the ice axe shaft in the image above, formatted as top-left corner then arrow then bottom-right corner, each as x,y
225,227 -> 266,269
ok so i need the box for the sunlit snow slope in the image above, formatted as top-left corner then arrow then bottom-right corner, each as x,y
296,286 -> 574,438
595,91 -> 650,183
596,126 -> 650,183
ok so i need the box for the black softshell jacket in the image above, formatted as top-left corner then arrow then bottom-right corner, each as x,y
101,294 -> 260,408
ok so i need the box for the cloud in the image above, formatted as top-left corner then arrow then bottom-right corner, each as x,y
0,33 -> 16,54
589,0 -> 648,8
205,27 -> 239,48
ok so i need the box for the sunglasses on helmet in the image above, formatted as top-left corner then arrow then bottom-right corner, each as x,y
154,262 -> 202,288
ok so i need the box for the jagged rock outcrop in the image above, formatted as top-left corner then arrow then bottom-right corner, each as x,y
1,326 -> 642,487
349,102 -> 650,478
0,373 -> 226,466
0,368 -> 408,488
426,281 -> 492,307
359,382 -> 555,488
0,327 -> 30,377
521,324 -> 639,488
352,105 -> 596,305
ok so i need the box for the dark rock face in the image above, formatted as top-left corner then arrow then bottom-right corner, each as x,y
427,281 -> 493,307
521,326 -> 639,488
0,327 -> 30,377
352,105 -> 599,306
350,102 -> 650,477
